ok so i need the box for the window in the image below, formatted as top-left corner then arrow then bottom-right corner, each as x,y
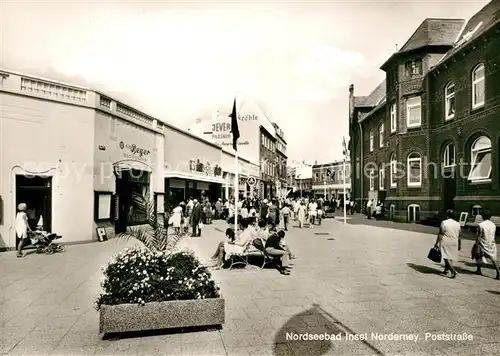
379,123 -> 384,148
406,96 -> 421,127
390,104 -> 396,132
369,169 -> 375,191
390,153 -> 397,188
445,82 -> 456,120
443,143 -> 456,168
408,204 -> 421,222
468,136 -> 491,182
369,130 -> 374,152
407,152 -> 422,187
404,59 -> 423,76
379,163 -> 385,190
472,64 -> 485,109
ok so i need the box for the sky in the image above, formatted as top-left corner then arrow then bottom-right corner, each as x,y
0,0 -> 489,164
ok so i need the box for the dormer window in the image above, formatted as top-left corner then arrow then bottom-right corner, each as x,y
405,59 -> 423,77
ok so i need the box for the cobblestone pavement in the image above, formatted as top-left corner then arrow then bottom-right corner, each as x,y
1,218 -> 499,356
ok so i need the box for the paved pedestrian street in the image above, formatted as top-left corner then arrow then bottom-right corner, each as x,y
1,219 -> 499,356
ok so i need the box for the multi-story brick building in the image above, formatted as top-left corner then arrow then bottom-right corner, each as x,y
349,0 -> 500,221
312,161 -> 351,200
273,123 -> 288,196
259,125 -> 277,199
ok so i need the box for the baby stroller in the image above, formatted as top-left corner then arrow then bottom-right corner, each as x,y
28,229 -> 65,254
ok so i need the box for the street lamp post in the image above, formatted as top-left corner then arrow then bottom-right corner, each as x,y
342,136 -> 348,225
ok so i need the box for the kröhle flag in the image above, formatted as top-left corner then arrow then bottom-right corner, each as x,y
229,98 -> 239,151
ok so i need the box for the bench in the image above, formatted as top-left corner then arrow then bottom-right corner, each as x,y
225,238 -> 276,270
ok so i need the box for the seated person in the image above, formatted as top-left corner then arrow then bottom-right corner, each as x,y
265,230 -> 291,275
256,219 -> 270,242
210,228 -> 235,269
210,218 -> 253,269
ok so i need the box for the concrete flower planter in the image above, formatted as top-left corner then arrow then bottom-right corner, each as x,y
99,298 -> 225,335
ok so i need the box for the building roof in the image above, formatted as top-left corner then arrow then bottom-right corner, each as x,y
398,18 -> 465,53
353,80 -> 386,108
432,1 -> 500,68
380,18 -> 464,70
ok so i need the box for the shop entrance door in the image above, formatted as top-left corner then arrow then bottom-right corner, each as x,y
115,169 -> 150,234
16,175 -> 52,246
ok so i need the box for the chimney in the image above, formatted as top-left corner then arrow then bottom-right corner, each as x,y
349,84 -> 355,123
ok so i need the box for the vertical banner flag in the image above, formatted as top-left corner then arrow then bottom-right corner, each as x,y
229,98 -> 239,151
342,136 -> 347,159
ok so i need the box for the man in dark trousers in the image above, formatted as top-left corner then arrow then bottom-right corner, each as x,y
191,199 -> 203,237
260,199 -> 269,223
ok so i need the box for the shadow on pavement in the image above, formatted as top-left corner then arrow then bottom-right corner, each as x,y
406,263 -> 442,274
486,290 -> 500,295
273,303 -> 383,356
453,266 -> 475,275
461,260 -> 495,269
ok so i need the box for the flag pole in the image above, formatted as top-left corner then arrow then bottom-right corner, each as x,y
234,150 -> 239,230
229,96 -> 240,231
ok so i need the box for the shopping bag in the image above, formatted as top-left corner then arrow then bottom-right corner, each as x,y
198,222 -> 204,229
427,246 -> 442,263
168,216 -> 173,225
471,242 -> 483,260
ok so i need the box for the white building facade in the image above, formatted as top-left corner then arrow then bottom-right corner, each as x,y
0,70 -> 165,249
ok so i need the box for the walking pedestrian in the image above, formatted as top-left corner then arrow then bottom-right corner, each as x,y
281,204 -> 291,231
474,210 -> 500,280
435,210 -> 461,279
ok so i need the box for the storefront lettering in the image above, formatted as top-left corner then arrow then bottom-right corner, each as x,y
212,123 -> 231,132
119,141 -> 151,162
238,114 -> 258,121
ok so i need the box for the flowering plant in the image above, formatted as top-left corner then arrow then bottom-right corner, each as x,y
95,247 -> 220,309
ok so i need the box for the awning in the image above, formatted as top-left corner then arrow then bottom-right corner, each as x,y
164,171 -> 226,184
472,205 -> 482,208
114,160 -> 153,172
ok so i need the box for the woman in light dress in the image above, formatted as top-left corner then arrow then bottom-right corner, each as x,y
171,203 -> 183,236
435,209 -> 461,279
474,210 -> 500,280
297,201 -> 307,228
16,203 -> 32,258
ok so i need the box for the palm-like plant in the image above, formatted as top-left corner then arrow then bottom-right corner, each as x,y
118,190 -> 179,252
